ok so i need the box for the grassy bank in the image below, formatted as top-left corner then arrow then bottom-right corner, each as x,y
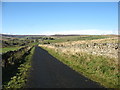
40,46 -> 119,88
3,47 -> 35,88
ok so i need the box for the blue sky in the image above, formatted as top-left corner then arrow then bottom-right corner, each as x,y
2,2 -> 118,35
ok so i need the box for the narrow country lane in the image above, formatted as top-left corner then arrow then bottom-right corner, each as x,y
26,46 -> 105,88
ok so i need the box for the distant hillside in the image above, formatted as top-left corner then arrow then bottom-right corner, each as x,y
1,34 -> 46,38
51,34 -> 81,37
1,34 -> 118,39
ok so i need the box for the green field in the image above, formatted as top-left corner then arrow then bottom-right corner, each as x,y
1,47 -> 22,53
41,35 -> 110,44
1,42 -> 39,54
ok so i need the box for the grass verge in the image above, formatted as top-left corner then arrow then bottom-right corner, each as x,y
3,47 -> 35,88
40,46 -> 119,88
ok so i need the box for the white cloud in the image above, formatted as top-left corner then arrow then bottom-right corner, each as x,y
2,29 -> 118,35
41,29 -> 118,35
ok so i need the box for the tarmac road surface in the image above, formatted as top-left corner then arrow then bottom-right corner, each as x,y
26,46 -> 105,88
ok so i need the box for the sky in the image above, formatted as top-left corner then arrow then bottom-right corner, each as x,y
2,2 -> 118,35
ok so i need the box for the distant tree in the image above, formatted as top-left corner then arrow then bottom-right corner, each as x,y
48,42 -> 50,44
49,37 -> 55,40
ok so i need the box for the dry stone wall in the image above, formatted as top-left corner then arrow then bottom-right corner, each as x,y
43,37 -> 119,59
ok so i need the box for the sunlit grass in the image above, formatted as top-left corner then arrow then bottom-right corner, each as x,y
40,43 -> 119,88
1,47 -> 22,53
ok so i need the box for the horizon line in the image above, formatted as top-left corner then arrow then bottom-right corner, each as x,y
1,33 -> 118,36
